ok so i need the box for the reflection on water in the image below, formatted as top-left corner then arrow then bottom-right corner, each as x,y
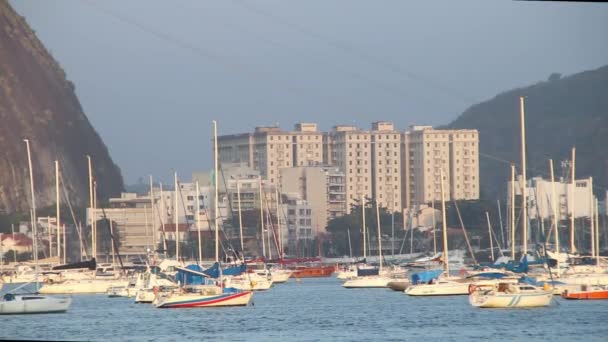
1,278 -> 607,341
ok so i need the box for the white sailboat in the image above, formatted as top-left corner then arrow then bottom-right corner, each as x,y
0,139 -> 72,314
343,199 -> 392,289
405,169 -> 469,296
469,282 -> 552,308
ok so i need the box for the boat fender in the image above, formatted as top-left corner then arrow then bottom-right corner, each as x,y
543,283 -> 551,291
468,284 -> 476,295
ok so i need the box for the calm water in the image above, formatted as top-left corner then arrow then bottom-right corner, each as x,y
1,277 -> 607,341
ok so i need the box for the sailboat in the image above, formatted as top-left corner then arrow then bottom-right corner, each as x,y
469,282 -> 553,308
343,198 -> 393,289
405,169 -> 470,296
154,121 -> 252,308
0,139 -> 72,314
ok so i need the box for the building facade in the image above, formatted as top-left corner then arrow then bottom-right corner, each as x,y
370,122 -> 402,211
280,166 -> 346,234
404,126 -> 479,206
329,125 -> 372,213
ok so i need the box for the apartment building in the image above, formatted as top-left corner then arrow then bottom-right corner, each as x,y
218,122 -> 479,214
370,122 -> 402,211
217,124 -> 323,187
280,166 -> 346,233
404,126 -> 479,206
292,123 -> 324,167
329,125 -> 372,213
217,133 -> 254,166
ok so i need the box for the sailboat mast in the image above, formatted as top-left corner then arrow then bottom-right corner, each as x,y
497,200 -> 505,250
237,180 -> 244,256
570,147 -> 576,253
275,187 -> 282,258
440,168 -> 449,274
259,177 -> 266,258
486,212 -> 494,262
550,159 -> 560,277
347,228 -> 352,258
149,175 -> 156,252
93,181 -> 97,261
519,96 -> 528,257
87,155 -> 95,261
361,194 -> 366,260
510,164 -> 516,260
24,139 -> 38,290
376,200 -> 382,273
595,198 -> 600,264
589,177 -> 595,257
174,172 -> 179,262
196,181 -> 203,263
432,199 -> 437,255
63,225 -> 66,264
55,160 -> 61,260
213,120 -> 219,263
109,219 -> 116,265
159,182 -> 168,254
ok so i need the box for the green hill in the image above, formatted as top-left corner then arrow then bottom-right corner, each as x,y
447,65 -> 608,200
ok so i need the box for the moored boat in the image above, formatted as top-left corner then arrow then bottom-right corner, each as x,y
0,293 -> 71,314
39,278 -> 129,294
561,285 -> 608,300
387,279 -> 410,292
155,285 -> 252,308
469,282 -> 553,308
290,265 -> 335,278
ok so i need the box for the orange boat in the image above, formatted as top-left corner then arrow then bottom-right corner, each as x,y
290,265 -> 335,278
561,285 -> 608,300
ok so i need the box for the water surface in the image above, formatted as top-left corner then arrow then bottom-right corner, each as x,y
1,278 -> 607,341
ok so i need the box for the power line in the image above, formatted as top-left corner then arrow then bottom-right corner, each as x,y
176,1 -> 447,108
230,0 -> 478,104
77,0 -> 362,115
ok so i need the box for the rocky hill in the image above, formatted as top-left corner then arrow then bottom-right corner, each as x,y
0,1 -> 123,213
447,65 -> 608,200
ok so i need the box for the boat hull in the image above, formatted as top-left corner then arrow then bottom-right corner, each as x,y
562,288 -> 608,300
135,289 -> 156,303
405,282 -> 469,296
387,280 -> 409,292
39,279 -> 128,294
290,266 -> 335,278
470,291 -> 552,308
0,295 -> 72,314
156,290 -> 252,308
342,276 -> 392,288
270,271 -> 292,284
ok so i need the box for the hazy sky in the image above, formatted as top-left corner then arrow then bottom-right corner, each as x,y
10,0 -> 608,184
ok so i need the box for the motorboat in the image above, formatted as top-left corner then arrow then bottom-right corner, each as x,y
561,284 -> 608,300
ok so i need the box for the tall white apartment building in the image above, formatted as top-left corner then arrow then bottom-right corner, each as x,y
329,125 -> 372,213
370,122 -> 402,211
404,126 -> 479,206
218,124 -> 323,186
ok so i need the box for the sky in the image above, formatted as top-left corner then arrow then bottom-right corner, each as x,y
10,0 -> 608,184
